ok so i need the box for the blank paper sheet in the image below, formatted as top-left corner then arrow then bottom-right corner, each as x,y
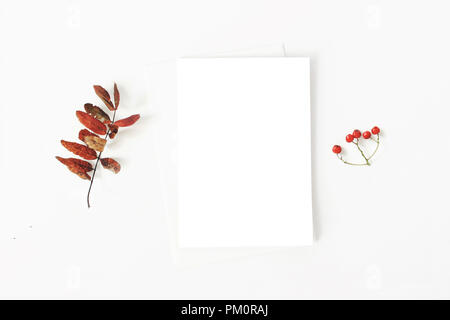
177,57 -> 312,247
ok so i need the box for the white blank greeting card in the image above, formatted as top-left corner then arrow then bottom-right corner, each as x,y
177,57 -> 312,248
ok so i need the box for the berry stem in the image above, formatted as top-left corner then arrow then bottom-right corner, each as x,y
353,140 -> 371,166
367,134 -> 380,160
336,154 -> 368,166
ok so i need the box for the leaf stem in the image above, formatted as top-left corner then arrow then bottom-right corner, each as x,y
87,109 -> 117,208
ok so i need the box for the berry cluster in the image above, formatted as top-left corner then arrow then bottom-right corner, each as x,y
332,126 -> 380,166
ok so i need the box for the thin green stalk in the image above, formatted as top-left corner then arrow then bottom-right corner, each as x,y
337,134 -> 380,167
367,134 -> 380,160
353,140 -> 370,166
337,154 -> 368,166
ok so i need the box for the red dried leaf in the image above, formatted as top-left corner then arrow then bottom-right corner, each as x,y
114,83 -> 120,109
114,114 -> 140,127
93,85 -> 115,111
76,111 -> 107,135
84,135 -> 107,152
55,156 -> 93,172
61,140 -> 97,160
55,156 -> 92,180
78,129 -> 99,143
84,103 -> 111,124
69,159 -> 94,172
68,166 -> 91,180
108,124 -> 119,139
100,158 -> 121,174
93,85 -> 110,100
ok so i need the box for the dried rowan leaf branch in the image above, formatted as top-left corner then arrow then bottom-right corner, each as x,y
56,83 -> 140,208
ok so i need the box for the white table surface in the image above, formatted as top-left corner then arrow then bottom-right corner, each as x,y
1,0 -> 450,299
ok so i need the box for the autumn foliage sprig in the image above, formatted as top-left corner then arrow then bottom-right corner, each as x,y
56,83 -> 140,208
332,126 -> 381,166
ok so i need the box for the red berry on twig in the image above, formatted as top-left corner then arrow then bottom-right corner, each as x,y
332,145 -> 342,154
352,130 -> 361,138
333,125 -> 381,166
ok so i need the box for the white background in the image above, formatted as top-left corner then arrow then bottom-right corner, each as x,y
1,0 -> 450,299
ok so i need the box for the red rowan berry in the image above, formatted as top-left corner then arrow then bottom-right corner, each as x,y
363,131 -> 371,139
353,130 -> 361,138
332,145 -> 342,154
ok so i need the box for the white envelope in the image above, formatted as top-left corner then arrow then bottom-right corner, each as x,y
146,45 -> 312,264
